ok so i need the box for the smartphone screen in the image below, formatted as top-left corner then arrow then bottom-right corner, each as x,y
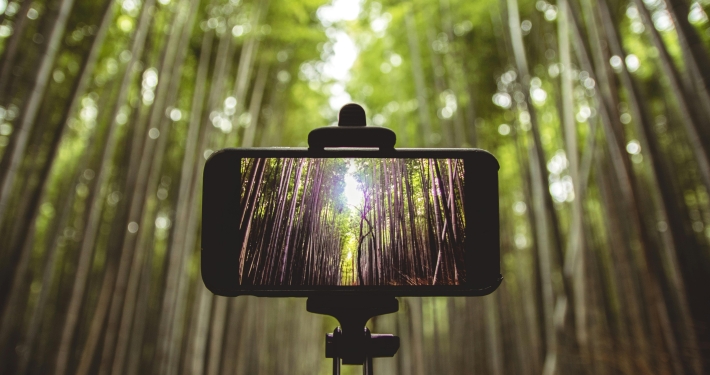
239,158 -> 465,287
202,148 -> 500,297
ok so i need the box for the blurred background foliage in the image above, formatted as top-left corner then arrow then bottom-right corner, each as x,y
0,0 -> 709,373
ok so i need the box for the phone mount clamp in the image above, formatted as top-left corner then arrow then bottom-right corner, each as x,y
308,103 -> 396,151
307,296 -> 400,375
306,104 -> 400,375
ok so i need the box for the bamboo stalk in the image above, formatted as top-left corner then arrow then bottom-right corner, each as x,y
405,9 -> 434,146
0,0 -> 34,105
596,0 -> 706,371
52,1 -> 155,374
558,0 -> 588,356
631,0 -> 710,194
0,0 -> 77,232
0,0 -> 116,359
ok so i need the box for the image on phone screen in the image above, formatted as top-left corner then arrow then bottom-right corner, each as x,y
239,158 -> 465,287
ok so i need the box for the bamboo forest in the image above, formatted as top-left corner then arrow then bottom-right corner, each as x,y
239,157 -> 466,286
0,0 -> 709,372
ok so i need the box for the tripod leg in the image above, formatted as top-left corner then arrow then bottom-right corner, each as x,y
333,356 -> 340,375
363,356 -> 373,375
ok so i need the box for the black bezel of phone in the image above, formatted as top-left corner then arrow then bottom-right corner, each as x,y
201,148 -> 502,297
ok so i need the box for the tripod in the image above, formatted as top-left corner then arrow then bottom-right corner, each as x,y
307,296 -> 400,375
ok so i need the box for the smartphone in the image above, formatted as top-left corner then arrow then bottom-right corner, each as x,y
201,148 -> 501,297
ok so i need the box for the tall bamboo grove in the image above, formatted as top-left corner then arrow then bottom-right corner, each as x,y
0,0 -> 708,373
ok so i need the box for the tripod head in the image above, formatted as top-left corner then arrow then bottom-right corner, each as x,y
308,296 -> 399,365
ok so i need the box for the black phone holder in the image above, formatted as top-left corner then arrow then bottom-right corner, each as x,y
306,104 -> 400,375
308,103 -> 396,151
